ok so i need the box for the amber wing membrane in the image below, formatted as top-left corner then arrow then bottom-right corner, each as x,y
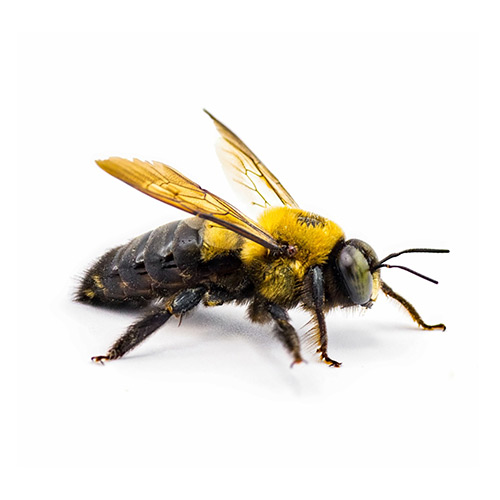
204,110 -> 300,211
96,157 -> 282,251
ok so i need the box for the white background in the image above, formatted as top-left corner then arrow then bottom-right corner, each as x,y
12,2 -> 500,498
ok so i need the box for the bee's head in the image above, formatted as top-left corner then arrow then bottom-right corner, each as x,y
336,239 -> 380,308
336,240 -> 450,307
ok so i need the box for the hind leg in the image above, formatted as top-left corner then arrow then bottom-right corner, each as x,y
92,287 -> 206,363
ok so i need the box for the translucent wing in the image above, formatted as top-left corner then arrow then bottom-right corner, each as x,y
96,157 -> 282,251
204,110 -> 300,211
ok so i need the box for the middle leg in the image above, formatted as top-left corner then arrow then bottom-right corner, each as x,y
248,299 -> 304,366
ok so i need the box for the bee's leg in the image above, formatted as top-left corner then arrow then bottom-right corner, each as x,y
311,308 -> 342,368
248,300 -> 303,365
381,281 -> 446,331
309,266 -> 342,367
91,309 -> 172,363
267,304 -> 304,366
91,287 -> 206,363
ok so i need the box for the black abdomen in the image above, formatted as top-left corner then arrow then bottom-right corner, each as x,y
76,218 -> 206,306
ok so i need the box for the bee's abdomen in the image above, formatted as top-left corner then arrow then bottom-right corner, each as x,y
76,218 -> 204,306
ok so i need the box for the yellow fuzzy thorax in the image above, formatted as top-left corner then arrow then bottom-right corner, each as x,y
241,207 -> 344,303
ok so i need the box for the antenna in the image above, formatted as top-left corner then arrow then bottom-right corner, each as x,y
372,248 -> 449,284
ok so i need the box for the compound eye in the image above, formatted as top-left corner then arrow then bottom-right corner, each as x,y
338,246 -> 373,305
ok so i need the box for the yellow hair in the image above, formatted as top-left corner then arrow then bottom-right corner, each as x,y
241,207 -> 344,302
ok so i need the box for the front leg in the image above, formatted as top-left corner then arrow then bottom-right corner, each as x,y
309,267 -> 342,367
311,309 -> 342,368
381,281 -> 446,331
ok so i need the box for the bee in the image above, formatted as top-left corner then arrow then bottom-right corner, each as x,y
77,110 -> 449,367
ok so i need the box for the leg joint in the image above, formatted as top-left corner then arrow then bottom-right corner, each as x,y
169,287 -> 206,315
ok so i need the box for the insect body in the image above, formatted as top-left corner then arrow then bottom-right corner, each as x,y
77,111 -> 448,366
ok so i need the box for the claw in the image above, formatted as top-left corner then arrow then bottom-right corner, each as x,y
432,323 -> 446,331
321,356 -> 342,368
91,355 -> 109,365
290,357 -> 306,368
421,323 -> 446,331
317,348 -> 342,367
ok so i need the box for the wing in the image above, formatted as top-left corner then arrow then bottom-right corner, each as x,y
204,110 -> 300,211
96,157 -> 283,252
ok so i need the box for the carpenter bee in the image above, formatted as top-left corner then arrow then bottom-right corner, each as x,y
77,110 -> 448,367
